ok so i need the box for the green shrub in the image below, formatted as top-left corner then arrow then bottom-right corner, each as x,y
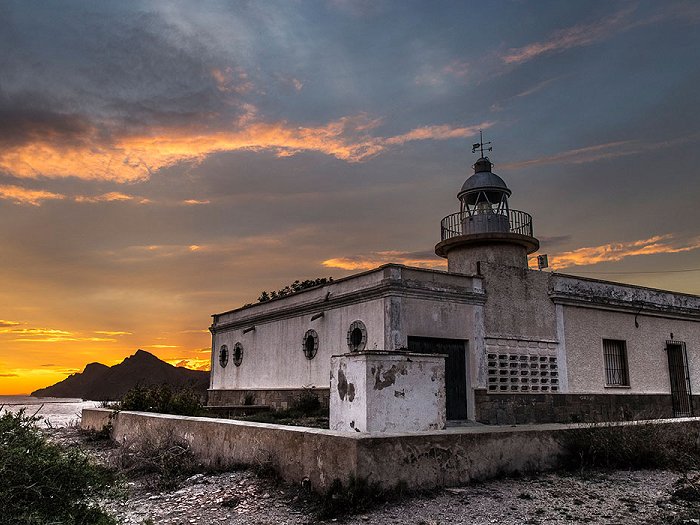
290,389 -> 322,414
116,384 -> 203,416
0,409 -> 117,524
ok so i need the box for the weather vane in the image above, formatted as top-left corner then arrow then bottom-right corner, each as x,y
471,130 -> 492,157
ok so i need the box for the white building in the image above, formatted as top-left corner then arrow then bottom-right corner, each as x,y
209,153 -> 700,425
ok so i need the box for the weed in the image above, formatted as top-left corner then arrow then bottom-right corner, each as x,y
243,391 -> 256,406
559,420 -> 700,472
112,428 -> 203,490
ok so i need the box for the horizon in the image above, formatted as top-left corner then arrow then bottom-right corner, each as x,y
1,1 -> 700,395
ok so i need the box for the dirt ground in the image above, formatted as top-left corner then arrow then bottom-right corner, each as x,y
50,427 -> 700,525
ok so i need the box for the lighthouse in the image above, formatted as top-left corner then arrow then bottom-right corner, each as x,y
435,138 -> 539,273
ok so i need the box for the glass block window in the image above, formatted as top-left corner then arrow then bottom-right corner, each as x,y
603,339 -> 629,386
487,353 -> 559,392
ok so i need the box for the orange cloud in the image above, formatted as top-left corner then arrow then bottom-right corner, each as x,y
0,114 -> 489,182
211,67 -> 254,94
183,199 -> 210,205
322,250 -> 446,271
75,192 -> 149,204
0,184 -> 65,206
0,325 -> 116,343
168,356 -> 211,371
542,235 -> 700,270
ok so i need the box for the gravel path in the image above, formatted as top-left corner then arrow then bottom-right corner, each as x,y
103,469 -> 700,525
50,427 -> 700,524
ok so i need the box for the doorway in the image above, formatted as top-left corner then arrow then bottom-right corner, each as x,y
666,340 -> 693,417
407,336 -> 468,420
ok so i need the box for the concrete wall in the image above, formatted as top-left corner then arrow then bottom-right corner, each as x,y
562,305 -> 700,394
209,264 -> 483,397
81,408 -> 700,493
329,352 -> 446,432
211,299 -> 385,390
448,243 -> 528,274
482,264 -> 556,341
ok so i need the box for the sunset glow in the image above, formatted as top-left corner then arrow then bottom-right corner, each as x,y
1,2 -> 699,395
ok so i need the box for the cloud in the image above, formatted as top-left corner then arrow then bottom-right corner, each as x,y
0,184 -> 66,206
322,250 -> 446,271
500,135 -> 700,170
543,234 -> 700,270
182,199 -> 211,205
94,331 -> 132,336
502,6 -> 638,64
0,320 -> 22,327
144,344 -> 179,349
0,326 -> 116,343
515,77 -> 562,98
0,113 -> 487,183
210,67 -> 254,94
168,357 -> 211,371
442,60 -> 469,79
0,373 -> 19,377
74,192 -> 148,204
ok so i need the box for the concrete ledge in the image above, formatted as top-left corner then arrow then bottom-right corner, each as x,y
82,408 -> 700,493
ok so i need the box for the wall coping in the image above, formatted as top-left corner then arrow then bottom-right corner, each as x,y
82,408 -> 700,439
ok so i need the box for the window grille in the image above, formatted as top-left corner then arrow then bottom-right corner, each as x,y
603,339 -> 629,386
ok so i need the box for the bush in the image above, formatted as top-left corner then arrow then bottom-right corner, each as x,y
116,384 -> 203,416
0,409 -> 117,524
560,421 -> 700,471
113,428 -> 202,491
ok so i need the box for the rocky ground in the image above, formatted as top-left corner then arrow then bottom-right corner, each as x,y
50,427 -> 700,525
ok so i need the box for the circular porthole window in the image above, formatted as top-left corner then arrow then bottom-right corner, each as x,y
233,342 -> 244,367
303,329 -> 319,360
347,320 -> 367,352
219,345 -> 229,368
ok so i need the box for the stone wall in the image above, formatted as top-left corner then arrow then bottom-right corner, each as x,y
207,388 -> 329,410
474,389 -> 700,425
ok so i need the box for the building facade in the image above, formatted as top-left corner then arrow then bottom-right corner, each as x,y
209,154 -> 700,425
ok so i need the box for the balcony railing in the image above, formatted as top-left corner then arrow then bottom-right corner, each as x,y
440,209 -> 534,241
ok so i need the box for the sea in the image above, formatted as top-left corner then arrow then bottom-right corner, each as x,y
0,395 -> 101,428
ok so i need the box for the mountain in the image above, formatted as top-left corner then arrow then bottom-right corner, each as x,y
31,349 -> 209,400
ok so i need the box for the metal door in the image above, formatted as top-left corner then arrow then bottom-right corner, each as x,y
666,340 -> 693,417
407,336 -> 468,420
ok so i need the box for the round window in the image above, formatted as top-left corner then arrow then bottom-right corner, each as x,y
303,329 -> 319,360
219,345 -> 229,368
346,320 -> 367,352
233,342 -> 244,367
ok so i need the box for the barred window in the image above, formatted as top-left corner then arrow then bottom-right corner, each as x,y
603,339 -> 629,386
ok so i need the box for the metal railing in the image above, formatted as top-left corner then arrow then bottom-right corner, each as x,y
440,209 -> 534,241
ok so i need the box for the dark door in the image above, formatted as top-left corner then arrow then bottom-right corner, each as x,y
407,336 -> 468,420
667,341 -> 693,417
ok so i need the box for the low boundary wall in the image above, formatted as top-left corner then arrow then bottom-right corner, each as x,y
82,408 -> 700,493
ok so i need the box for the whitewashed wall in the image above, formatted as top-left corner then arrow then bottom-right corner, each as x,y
211,299 -> 386,390
562,305 -> 700,394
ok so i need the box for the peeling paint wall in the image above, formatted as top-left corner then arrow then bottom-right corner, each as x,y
330,352 -> 446,432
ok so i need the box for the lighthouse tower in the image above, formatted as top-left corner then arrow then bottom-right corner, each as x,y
435,139 -> 539,274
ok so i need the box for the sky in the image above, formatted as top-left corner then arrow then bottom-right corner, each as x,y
1,0 -> 699,395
